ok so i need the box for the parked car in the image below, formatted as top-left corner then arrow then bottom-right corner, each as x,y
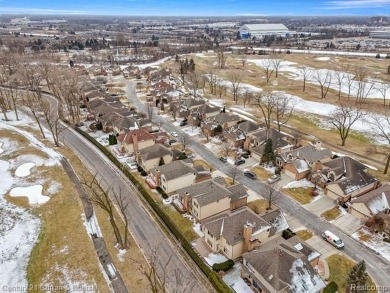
180,121 -> 188,127
126,162 -> 138,170
234,158 -> 246,165
219,156 -> 227,163
241,153 -> 250,159
322,230 -> 344,249
267,174 -> 281,183
170,131 -> 178,137
169,139 -> 177,145
244,171 -> 256,180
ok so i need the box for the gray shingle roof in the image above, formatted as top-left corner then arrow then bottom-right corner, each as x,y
202,207 -> 270,246
139,144 -> 173,161
227,184 -> 248,202
280,145 -> 332,164
252,128 -> 291,149
150,161 -> 196,181
213,113 -> 240,124
236,120 -> 262,133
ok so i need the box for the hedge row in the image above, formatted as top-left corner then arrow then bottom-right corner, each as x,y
76,129 -> 232,293
323,281 -> 338,293
213,260 -> 235,272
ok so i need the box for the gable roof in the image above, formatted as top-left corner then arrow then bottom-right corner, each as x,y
280,145 -> 332,164
323,157 -> 378,196
242,237 -> 325,293
260,209 -> 289,236
212,113 -> 241,124
202,207 -> 271,246
117,129 -> 155,144
139,144 -> 173,161
287,236 -> 321,262
351,184 -> 390,215
236,120 -> 262,133
195,104 -> 220,115
252,128 -> 291,149
150,161 -> 196,181
113,116 -> 138,131
291,159 -> 311,173
227,184 -> 248,202
181,98 -> 205,109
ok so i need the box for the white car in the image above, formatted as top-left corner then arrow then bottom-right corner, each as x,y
170,131 -> 178,137
126,162 -> 138,170
267,174 -> 281,183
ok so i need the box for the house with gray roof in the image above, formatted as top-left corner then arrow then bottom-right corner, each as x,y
226,121 -> 263,148
349,184 -> 390,222
287,236 -> 321,267
176,179 -> 248,220
311,156 -> 379,203
137,144 -> 173,172
150,161 -> 197,194
210,112 -> 241,129
241,236 -> 325,293
112,116 -> 138,135
201,207 -> 289,259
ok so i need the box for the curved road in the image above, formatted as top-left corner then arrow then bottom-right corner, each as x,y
125,80 -> 390,289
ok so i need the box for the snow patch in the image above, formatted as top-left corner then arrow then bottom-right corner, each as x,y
15,162 -> 36,177
115,244 -> 127,262
0,141 -> 3,154
283,179 -> 315,189
82,212 -> 103,238
204,253 -> 228,266
193,223 -> 204,237
353,228 -> 390,262
9,185 -> 50,205
289,258 -> 325,292
316,57 -> 331,61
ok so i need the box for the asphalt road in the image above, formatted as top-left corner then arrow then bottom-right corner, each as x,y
125,80 -> 390,289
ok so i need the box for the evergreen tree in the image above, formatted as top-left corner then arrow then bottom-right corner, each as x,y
159,156 -> 165,166
346,260 -> 368,293
261,139 -> 275,163
96,121 -> 103,130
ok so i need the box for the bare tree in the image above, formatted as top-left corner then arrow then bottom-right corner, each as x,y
275,95 -> 295,132
256,91 -> 277,129
329,103 -> 366,146
291,131 -> 303,148
170,103 -> 178,121
227,165 -> 239,185
187,71 -> 203,99
367,111 -> 390,174
313,70 -> 332,99
146,101 -> 154,121
272,58 -> 284,78
261,60 -> 274,83
40,99 -> 63,146
220,141 -> 234,157
376,82 -> 390,106
227,72 -> 243,104
216,81 -> 227,99
299,66 -> 312,92
241,57 -> 247,68
334,71 -> 346,101
354,66 -> 375,103
178,133 -> 191,151
345,72 -> 355,101
206,69 -> 218,95
217,51 -> 228,69
263,184 -> 280,210
242,90 -> 253,108
81,174 -> 129,249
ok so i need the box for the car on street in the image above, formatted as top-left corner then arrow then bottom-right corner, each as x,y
180,120 -> 188,126
169,139 -> 177,145
219,156 -> 227,163
171,131 -> 178,137
234,158 -> 246,165
244,171 -> 256,179
322,230 -> 344,249
126,161 -> 138,170
267,174 -> 281,183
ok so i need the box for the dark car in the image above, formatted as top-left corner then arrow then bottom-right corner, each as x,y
180,120 -> 188,127
241,153 -> 250,159
244,171 -> 256,179
219,156 -> 227,163
234,158 -> 246,165
169,139 -> 177,145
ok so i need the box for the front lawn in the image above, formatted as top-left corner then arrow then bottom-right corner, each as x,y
296,229 -> 313,241
321,207 -> 341,221
248,199 -> 275,214
326,254 -> 377,293
282,187 -> 314,205
250,166 -> 272,181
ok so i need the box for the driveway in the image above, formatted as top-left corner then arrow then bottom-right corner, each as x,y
333,213 -> 363,235
274,173 -> 293,189
305,196 -> 336,217
283,213 -> 306,232
306,235 -> 339,258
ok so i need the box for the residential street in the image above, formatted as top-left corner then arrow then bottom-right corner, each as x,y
125,80 -> 390,289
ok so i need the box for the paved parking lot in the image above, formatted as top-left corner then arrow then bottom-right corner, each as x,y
333,213 -> 363,235
306,235 -> 339,258
305,196 -> 336,217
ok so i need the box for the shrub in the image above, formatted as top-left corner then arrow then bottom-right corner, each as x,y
323,281 -> 338,293
212,260 -> 234,272
376,53 -> 381,59
96,120 -> 103,130
137,166 -> 144,172
140,170 -> 147,177
282,228 -> 296,240
108,134 -> 117,145
177,152 -> 188,160
156,187 -> 169,199
383,238 -> 390,243
286,50 -> 291,54
274,167 -> 281,175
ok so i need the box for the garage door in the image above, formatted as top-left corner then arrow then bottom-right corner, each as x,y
284,169 -> 296,179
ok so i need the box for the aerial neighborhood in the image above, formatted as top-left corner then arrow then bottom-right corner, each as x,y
0,12 -> 390,293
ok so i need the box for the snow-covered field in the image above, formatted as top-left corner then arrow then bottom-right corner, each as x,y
181,126 -> 201,136
353,228 -> 390,262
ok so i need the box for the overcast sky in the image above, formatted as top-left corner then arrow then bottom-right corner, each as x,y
0,0 -> 389,15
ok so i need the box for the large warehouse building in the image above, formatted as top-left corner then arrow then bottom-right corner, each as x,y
238,23 -> 290,38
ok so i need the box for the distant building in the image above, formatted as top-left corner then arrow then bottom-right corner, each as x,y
370,31 -> 390,39
238,24 -> 289,38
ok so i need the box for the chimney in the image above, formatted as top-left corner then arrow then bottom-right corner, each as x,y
183,192 -> 190,211
313,160 -> 322,172
243,222 -> 254,252
133,132 -> 139,154
135,151 -> 141,165
155,170 -> 161,187
315,141 -> 322,151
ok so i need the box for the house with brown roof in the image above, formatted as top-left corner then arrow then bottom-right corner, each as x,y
226,121 -> 263,148
176,179 -> 248,221
98,112 -> 124,133
136,144 -> 173,172
250,128 -> 293,162
209,112 -> 241,129
150,160 -> 197,194
349,184 -> 390,222
311,156 -> 379,203
278,142 -> 333,180
193,103 -> 220,121
117,129 -> 155,156
202,207 -> 289,259
241,236 -> 325,293
112,116 -> 138,135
